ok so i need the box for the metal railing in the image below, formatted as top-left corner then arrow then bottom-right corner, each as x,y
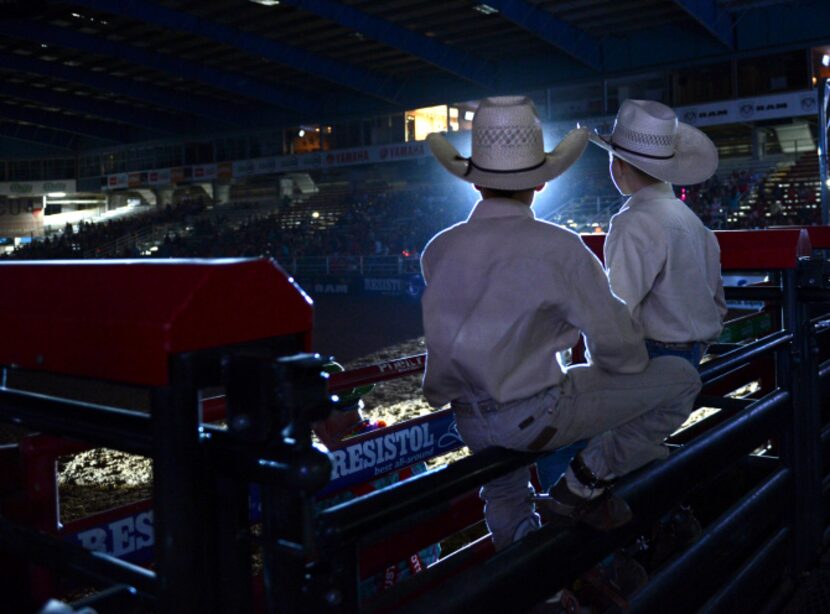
287,255 -> 421,278
315,261 -> 830,613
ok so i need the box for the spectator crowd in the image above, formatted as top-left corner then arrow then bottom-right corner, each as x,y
4,163 -> 823,264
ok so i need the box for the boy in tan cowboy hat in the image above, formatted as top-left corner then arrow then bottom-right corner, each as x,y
421,96 -> 701,550
589,99 -> 727,367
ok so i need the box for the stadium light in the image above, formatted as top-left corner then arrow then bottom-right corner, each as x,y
312,211 -> 320,219
473,4 -> 499,15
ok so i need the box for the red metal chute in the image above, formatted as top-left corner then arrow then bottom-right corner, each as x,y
0,258 -> 313,386
581,228 -> 811,269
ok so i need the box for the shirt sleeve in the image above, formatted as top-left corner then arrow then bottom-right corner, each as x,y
710,235 -> 728,332
605,213 -> 667,315
559,244 -> 648,374
420,248 -> 431,284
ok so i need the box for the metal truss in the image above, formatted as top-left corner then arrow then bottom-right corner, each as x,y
276,0 -> 498,88
0,20 -> 318,116
669,0 -> 734,49
52,0 -> 405,103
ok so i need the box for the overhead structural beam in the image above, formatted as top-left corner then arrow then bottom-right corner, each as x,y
0,121 -> 78,151
53,0 -> 404,103
0,104 -> 128,142
669,0 -> 734,49
275,0 -> 498,88
481,0 -> 601,71
0,52 -> 245,127
0,21 -> 317,117
0,81 -> 180,135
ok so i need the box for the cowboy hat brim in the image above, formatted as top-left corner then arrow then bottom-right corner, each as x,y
588,122 -> 717,186
427,127 -> 589,191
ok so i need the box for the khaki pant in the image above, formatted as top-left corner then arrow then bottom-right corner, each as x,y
453,355 -> 701,550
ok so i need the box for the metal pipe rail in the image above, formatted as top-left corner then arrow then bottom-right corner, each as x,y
328,354 -> 425,393
628,469 -> 790,612
724,286 -> 783,302
699,331 -> 791,383
0,516 -> 156,599
394,389 -> 788,614
0,387 -> 152,455
319,446 -> 542,544
698,527 -> 790,613
320,333 -> 790,547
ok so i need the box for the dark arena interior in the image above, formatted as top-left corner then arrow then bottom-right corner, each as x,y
4,1 -> 830,612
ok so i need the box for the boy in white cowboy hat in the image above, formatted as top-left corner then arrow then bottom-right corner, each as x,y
589,99 -> 727,367
421,96 -> 701,550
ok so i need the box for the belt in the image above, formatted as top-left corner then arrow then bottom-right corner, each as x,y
451,398 -> 500,416
451,385 -> 561,417
645,339 -> 703,350
451,387 -> 561,450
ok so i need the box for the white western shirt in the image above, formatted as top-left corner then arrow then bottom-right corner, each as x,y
604,182 -> 727,344
421,197 -> 648,408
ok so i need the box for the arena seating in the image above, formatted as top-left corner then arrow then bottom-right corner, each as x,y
759,150 -> 822,224
4,156 -> 825,265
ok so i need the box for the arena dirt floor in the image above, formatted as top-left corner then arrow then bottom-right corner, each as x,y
57,293 -> 722,523
58,294 -> 440,523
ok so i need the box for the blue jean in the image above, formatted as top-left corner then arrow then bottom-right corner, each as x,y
645,339 -> 707,368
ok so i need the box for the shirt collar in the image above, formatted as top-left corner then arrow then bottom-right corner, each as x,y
468,197 -> 536,221
627,182 -> 674,205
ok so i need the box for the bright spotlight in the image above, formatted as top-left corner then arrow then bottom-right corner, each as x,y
311,211 -> 320,219
298,129 -> 306,138
822,54 -> 830,67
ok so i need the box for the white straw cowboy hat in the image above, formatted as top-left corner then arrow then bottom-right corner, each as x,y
589,99 -> 718,185
427,96 -> 589,191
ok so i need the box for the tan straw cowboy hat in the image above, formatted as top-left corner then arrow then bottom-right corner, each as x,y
427,96 -> 589,191
588,99 -> 718,186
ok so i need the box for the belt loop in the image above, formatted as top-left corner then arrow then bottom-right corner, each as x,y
469,398 -> 485,421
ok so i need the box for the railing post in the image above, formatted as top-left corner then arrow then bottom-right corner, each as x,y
152,355 -> 213,612
819,78 -> 829,225
325,256 -> 330,276
779,266 -> 823,574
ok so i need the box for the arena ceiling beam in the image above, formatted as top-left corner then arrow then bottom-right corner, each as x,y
0,104 -> 129,142
0,121 -> 78,151
602,0 -> 830,74
52,0 -> 406,104
477,0 -> 601,71
669,0 -> 734,49
0,81 -> 182,136
0,20 -> 319,117
733,0 -> 830,51
0,52 -> 246,128
273,0 -> 498,88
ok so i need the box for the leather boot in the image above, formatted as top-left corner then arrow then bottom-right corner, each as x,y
533,478 -> 633,531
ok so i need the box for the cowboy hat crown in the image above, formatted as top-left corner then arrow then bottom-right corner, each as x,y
590,99 -> 718,186
427,96 -> 588,191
